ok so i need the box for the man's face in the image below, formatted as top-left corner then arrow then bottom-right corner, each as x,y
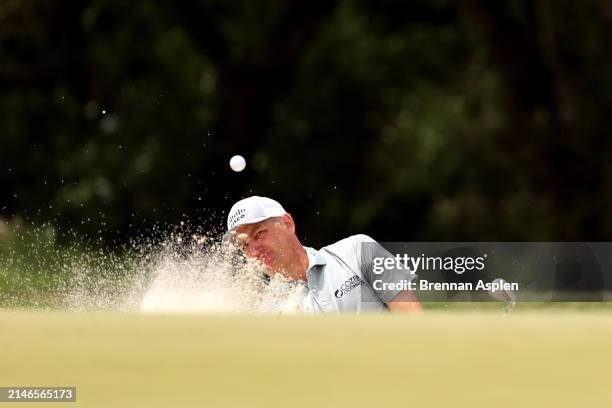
233,215 -> 297,276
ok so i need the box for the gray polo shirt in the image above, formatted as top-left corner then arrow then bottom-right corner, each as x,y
301,234 -> 416,313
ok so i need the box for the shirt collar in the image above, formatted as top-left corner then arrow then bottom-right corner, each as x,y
304,246 -> 327,271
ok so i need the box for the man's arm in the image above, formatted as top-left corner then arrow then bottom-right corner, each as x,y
353,234 -> 422,312
386,289 -> 423,312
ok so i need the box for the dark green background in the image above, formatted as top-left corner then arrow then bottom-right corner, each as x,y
2,0 -> 611,247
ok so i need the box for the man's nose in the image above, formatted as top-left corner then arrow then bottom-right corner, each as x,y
245,240 -> 264,257
251,242 -> 266,256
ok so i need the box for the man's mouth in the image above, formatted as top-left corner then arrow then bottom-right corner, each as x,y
258,251 -> 275,266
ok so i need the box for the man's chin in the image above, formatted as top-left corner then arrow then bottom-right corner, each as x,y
260,262 -> 279,274
259,256 -> 280,272
264,268 -> 297,281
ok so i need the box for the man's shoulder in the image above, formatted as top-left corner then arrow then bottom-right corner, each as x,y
316,235 -> 379,278
320,234 -> 376,256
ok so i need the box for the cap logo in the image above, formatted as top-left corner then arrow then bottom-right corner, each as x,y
228,208 -> 246,230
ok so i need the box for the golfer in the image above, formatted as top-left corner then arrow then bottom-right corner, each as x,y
225,196 -> 422,313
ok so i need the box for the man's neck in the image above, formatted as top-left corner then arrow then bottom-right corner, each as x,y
296,245 -> 309,280
281,244 -> 308,282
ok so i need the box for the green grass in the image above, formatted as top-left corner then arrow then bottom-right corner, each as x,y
0,226 -> 147,308
1,311 -> 612,407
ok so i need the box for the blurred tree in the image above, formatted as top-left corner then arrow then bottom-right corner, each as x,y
453,0 -> 612,239
1,0 -> 611,246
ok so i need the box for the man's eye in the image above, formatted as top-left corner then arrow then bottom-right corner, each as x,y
255,230 -> 266,239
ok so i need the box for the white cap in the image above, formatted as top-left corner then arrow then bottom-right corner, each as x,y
227,196 -> 286,231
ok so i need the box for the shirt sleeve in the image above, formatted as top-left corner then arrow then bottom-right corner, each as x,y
353,234 -> 417,303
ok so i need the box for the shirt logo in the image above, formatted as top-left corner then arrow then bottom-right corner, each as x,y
334,275 -> 362,298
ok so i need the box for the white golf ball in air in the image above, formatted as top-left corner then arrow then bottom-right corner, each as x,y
229,155 -> 246,172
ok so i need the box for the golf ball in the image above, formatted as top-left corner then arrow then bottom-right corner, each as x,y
229,155 -> 246,172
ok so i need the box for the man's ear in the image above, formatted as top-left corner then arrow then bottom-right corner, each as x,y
280,213 -> 296,233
